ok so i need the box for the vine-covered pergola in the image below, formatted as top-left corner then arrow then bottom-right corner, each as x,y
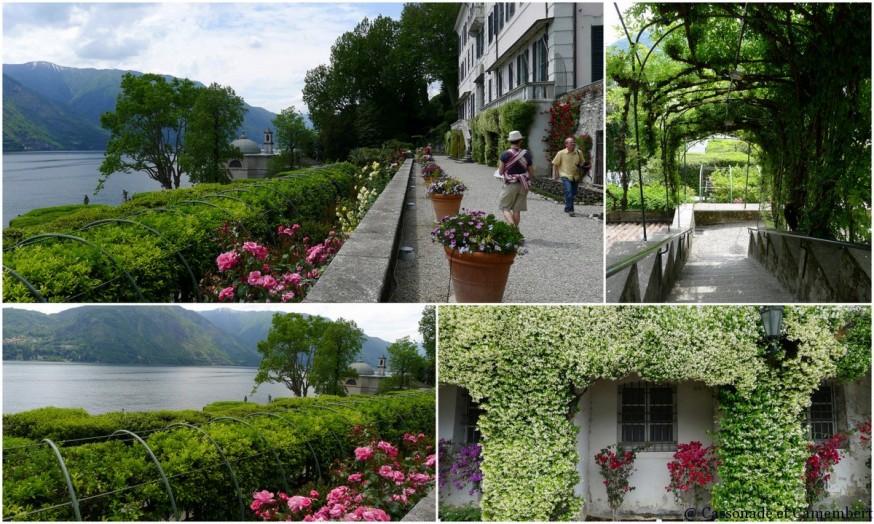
608,3 -> 871,243
439,306 -> 871,521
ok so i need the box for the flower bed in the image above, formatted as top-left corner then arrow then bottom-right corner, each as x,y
251,429 -> 435,521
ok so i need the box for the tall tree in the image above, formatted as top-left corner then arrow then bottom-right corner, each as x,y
303,15 -> 431,158
418,305 -> 436,386
253,313 -> 329,397
271,106 -> 314,172
99,73 -> 197,191
181,83 -> 246,184
310,318 -> 365,396
382,336 -> 423,391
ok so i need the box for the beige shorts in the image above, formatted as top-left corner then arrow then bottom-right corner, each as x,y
499,182 -> 528,212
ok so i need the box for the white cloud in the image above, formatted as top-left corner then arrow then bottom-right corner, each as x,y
3,2 -> 406,114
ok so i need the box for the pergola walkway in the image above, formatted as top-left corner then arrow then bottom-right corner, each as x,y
390,155 -> 603,303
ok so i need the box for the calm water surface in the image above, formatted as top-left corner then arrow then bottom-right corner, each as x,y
3,151 -> 192,227
3,361 -> 295,414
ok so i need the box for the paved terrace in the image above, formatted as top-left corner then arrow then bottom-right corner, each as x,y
389,155 -> 604,303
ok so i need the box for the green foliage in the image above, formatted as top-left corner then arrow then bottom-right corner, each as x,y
2,393 -> 434,521
255,313 -> 331,398
468,103 -> 536,168
449,129 -> 466,159
439,503 -> 482,521
605,183 -> 694,212
3,164 -> 357,302
181,82 -> 247,184
99,73 -> 197,191
8,205 -> 111,229
418,305 -> 436,386
381,336 -> 424,392
438,306 -> 871,521
707,165 -> 763,204
610,4 -> 871,243
498,101 -> 537,152
311,318 -> 365,396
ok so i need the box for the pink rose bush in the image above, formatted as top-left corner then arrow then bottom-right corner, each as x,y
200,222 -> 343,302
251,428 -> 435,521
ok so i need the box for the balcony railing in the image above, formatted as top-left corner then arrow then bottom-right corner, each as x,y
482,81 -> 554,111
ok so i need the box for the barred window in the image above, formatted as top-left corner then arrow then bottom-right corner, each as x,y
807,384 -> 837,442
619,382 -> 677,452
460,388 -> 482,444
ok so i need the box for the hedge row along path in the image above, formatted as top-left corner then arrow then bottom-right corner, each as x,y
2,164 -> 358,302
3,390 -> 434,521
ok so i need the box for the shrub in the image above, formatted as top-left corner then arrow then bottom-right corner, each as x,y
2,392 -> 435,521
3,164 -> 358,302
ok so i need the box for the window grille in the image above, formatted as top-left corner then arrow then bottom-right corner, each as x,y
618,382 -> 677,452
806,384 -> 837,442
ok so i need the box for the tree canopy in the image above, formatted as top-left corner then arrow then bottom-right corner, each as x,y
270,106 -> 315,172
608,3 -> 871,242
253,313 -> 330,398
99,74 -> 246,190
310,318 -> 365,396
303,4 -> 458,160
380,336 -> 423,392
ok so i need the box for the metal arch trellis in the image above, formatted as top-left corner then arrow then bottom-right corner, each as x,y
40,438 -> 82,521
77,219 -> 201,300
109,430 -> 180,521
340,397 -> 408,429
287,407 -> 348,456
5,234 -> 146,302
165,423 -> 246,520
2,265 -> 47,302
244,412 -> 323,482
206,417 -> 290,493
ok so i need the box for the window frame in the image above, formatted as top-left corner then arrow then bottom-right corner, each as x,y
618,382 -> 678,452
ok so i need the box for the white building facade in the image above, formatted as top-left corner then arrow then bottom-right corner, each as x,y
453,2 -> 604,171
439,373 -> 872,519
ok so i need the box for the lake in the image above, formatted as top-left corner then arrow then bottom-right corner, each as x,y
2,151 -> 192,227
3,361 -> 298,414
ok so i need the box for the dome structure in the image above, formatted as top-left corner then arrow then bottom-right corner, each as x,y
351,359 -> 375,376
231,134 -> 262,154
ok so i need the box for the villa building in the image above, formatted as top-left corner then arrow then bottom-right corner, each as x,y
227,129 -> 275,179
439,374 -> 872,518
452,2 -> 604,173
345,356 -> 389,395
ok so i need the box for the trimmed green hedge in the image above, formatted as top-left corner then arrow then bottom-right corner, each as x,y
2,164 -> 358,302
2,391 -> 434,521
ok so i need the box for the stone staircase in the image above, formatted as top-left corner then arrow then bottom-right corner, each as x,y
666,222 -> 797,303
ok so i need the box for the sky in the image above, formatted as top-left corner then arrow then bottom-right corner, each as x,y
605,1 -> 635,46
3,303 -> 427,344
2,2 -> 407,114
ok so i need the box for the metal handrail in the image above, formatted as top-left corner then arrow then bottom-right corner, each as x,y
606,227 -> 693,278
748,228 -> 871,251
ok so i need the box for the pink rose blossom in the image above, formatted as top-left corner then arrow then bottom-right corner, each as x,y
281,292 -> 295,302
425,454 -> 436,467
287,496 -> 312,513
260,275 -> 278,290
242,241 -> 269,260
354,446 -> 374,461
348,473 -> 363,483
216,251 -> 240,271
247,271 -> 263,285
377,441 -> 398,457
218,286 -> 236,301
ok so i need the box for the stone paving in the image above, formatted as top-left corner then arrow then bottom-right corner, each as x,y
389,155 -> 604,303
666,221 -> 797,303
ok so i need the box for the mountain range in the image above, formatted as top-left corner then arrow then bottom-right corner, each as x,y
3,61 -> 278,152
2,306 -> 393,368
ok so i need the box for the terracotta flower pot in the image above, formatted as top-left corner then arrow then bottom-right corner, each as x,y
443,247 -> 517,303
430,193 -> 463,222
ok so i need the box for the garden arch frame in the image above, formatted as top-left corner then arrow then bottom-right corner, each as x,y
609,3 -> 871,243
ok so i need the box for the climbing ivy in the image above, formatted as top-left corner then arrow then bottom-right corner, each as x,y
438,306 -> 871,521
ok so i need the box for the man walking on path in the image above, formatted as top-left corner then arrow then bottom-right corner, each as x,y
498,130 -> 535,227
552,137 -> 588,217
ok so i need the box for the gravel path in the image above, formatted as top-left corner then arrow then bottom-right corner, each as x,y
388,156 -> 604,303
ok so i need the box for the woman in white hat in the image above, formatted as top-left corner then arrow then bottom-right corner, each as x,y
497,130 -> 534,227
